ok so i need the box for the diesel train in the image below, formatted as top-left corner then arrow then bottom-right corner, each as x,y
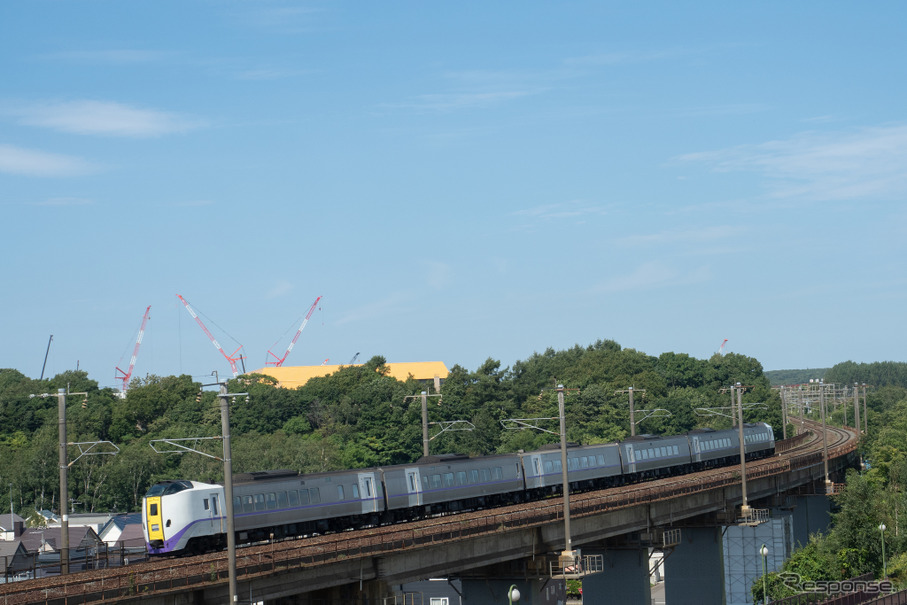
143,422 -> 775,555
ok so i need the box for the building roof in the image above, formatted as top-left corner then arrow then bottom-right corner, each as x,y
0,541 -> 27,558
19,527 -> 101,553
0,513 -> 25,531
252,361 -> 449,389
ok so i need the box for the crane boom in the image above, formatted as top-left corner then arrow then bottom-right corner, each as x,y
177,294 -> 242,377
116,305 -> 151,393
267,296 -> 322,367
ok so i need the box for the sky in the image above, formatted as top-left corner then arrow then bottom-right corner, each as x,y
2,1 -> 906,390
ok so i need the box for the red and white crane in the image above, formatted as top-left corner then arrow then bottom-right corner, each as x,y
116,305 -> 151,393
266,296 -> 322,367
718,338 -> 729,356
177,294 -> 244,377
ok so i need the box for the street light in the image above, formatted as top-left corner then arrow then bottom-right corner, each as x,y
760,544 -> 769,604
507,584 -> 520,603
880,523 -> 887,578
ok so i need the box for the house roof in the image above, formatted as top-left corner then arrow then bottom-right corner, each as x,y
100,513 -> 142,534
0,540 -> 27,558
19,526 -> 101,553
0,513 -> 25,531
251,361 -> 449,389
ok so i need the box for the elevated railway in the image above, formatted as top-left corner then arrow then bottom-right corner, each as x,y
0,420 -> 859,604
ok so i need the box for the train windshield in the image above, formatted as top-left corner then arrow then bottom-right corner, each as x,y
146,480 -> 194,497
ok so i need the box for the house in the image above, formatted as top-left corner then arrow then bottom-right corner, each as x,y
0,513 -> 25,541
99,513 -> 145,549
19,526 -> 102,555
0,541 -> 33,580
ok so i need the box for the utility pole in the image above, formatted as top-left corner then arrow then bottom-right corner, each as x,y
862,384 -> 869,435
615,387 -> 646,437
820,381 -> 830,490
853,383 -> 861,435
219,383 -> 238,603
736,384 -> 750,518
57,388 -> 69,574
404,391 -> 441,457
557,385 -> 572,559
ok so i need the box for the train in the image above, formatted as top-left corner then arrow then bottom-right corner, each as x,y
142,422 -> 775,555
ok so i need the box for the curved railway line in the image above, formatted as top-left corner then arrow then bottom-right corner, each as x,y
0,420 -> 859,605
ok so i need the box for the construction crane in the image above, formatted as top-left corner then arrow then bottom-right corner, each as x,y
348,352 -> 360,364
718,339 -> 729,356
115,305 -> 151,393
176,294 -> 244,377
266,296 -> 322,367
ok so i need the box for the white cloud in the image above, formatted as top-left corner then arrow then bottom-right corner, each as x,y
11,100 -> 199,137
616,225 -> 742,247
514,200 -> 610,221
597,261 -> 712,293
0,144 -> 96,177
34,197 -> 94,206
386,90 -> 539,113
676,123 -> 907,201
41,49 -> 175,64
266,281 -> 294,300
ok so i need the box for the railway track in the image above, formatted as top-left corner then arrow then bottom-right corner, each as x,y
0,420 -> 860,605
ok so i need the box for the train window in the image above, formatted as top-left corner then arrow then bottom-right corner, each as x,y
299,490 -> 310,505
337,485 -> 345,500
580,457 -> 589,469
149,503 -> 158,516
352,484 -> 360,499
568,458 -> 577,471
203,498 -> 209,511
278,491 -> 288,508
480,469 -> 490,482
661,447 -> 667,457
289,490 -> 299,506
598,454 -> 605,465
444,473 -> 455,487
457,471 -> 467,485
431,475 -> 442,489
242,495 -> 254,513
310,488 -> 321,504
673,446 -> 679,455
553,460 -> 562,473
544,460 -> 554,474
254,494 -> 266,511
233,497 -> 241,512
423,476 -> 430,489
470,469 -> 479,483
493,467 -> 503,480
409,474 -> 417,491
266,493 -> 277,510
364,478 -> 373,497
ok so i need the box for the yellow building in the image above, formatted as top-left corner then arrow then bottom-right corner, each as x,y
251,361 -> 449,391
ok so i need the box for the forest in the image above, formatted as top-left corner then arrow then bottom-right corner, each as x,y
1,341 -> 906,596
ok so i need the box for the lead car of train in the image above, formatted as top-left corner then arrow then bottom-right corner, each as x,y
143,422 -> 775,555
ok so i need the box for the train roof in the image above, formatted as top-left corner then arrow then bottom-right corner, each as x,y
233,470 -> 299,482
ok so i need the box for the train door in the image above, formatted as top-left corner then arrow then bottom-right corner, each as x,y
209,493 -> 223,533
358,473 -> 379,514
529,454 -> 543,487
405,467 -> 423,507
624,444 -> 636,473
145,496 -> 164,545
690,436 -> 702,463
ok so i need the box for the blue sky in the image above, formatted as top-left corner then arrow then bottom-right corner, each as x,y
3,2 -> 906,388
